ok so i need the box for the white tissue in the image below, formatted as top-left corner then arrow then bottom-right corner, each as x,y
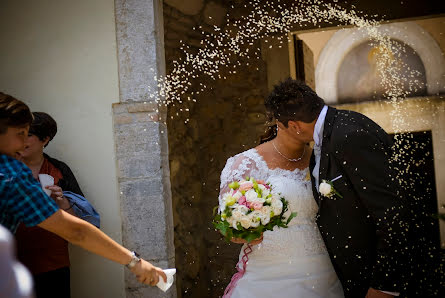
156,268 -> 176,292
38,174 -> 54,196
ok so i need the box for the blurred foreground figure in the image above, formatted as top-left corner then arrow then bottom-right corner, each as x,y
0,224 -> 33,298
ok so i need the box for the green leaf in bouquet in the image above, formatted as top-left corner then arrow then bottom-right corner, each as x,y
224,206 -> 232,218
244,231 -> 262,243
286,212 -> 297,225
225,227 -> 233,242
212,205 -> 219,216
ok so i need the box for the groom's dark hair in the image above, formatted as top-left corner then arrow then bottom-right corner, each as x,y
265,78 -> 325,126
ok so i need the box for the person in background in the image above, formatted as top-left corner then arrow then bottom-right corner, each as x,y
15,112 -> 90,298
0,92 -> 166,288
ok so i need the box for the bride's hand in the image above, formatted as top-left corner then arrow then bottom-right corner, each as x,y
230,234 -> 263,245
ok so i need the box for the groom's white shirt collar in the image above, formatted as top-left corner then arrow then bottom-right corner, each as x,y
312,105 -> 328,190
313,105 -> 328,147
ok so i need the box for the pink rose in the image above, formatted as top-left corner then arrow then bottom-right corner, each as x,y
256,180 -> 265,184
238,196 -> 252,208
238,196 -> 251,208
251,202 -> 263,210
239,182 -> 253,191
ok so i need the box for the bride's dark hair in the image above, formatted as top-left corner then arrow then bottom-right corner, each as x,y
260,78 -> 325,144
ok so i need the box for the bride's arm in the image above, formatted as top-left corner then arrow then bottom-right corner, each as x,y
218,153 -> 263,245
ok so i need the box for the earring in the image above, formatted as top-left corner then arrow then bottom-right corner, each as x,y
297,131 -> 300,135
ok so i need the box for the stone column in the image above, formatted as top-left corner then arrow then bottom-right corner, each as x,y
113,0 -> 176,297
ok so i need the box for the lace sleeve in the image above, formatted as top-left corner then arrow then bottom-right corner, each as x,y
218,152 -> 260,211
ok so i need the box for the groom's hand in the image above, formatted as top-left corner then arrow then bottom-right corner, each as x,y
365,288 -> 394,298
130,259 -> 167,286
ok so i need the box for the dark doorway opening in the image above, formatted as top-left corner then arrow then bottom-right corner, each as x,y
390,131 -> 443,297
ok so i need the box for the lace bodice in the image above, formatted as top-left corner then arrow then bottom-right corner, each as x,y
219,149 -> 328,257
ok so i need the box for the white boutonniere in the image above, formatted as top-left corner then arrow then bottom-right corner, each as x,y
319,176 -> 343,199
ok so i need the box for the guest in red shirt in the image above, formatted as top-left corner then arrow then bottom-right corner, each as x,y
15,112 -> 87,298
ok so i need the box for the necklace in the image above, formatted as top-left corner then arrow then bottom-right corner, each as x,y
272,141 -> 306,162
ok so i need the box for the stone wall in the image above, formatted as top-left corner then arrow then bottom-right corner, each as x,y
114,1 -> 176,297
163,1 -> 269,297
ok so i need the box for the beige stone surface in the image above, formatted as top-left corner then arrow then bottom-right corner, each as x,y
416,17 -> 445,54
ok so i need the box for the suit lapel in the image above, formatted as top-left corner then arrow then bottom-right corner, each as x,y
318,107 -> 337,196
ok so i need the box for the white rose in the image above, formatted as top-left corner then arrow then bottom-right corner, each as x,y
249,215 -> 261,228
240,217 -> 251,229
249,211 -> 262,225
262,188 -> 270,198
319,182 -> 332,196
226,216 -> 234,225
231,210 -> 244,221
247,210 -> 266,226
258,206 -> 271,224
232,191 -> 242,200
245,189 -> 258,202
261,215 -> 270,225
234,205 -> 249,215
259,205 -> 271,216
271,198 -> 283,215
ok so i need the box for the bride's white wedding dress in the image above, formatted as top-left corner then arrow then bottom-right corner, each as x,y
220,149 -> 344,298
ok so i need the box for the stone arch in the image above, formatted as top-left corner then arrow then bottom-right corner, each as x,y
315,22 -> 445,103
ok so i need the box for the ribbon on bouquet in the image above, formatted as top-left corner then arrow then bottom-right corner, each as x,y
223,244 -> 253,298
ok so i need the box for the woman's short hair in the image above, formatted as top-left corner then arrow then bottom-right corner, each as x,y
29,112 -> 57,145
265,78 -> 325,126
0,92 -> 33,134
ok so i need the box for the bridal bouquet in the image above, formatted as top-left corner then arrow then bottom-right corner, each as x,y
213,177 -> 296,243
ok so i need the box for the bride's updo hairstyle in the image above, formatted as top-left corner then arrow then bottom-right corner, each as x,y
260,78 -> 325,144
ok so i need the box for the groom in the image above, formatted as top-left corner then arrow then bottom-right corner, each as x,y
268,79 -> 409,298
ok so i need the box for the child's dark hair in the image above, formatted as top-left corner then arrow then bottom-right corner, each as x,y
29,112 -> 58,146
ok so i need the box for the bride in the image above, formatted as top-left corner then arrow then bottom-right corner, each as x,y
218,95 -> 344,298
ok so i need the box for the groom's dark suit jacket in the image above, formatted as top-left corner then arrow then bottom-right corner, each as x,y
309,107 -> 409,298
